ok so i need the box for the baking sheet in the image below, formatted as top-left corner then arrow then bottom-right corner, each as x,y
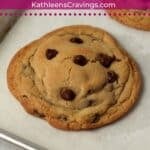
0,10 -> 22,41
0,10 -> 150,150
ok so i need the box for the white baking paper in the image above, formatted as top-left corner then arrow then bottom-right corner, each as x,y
0,10 -> 150,150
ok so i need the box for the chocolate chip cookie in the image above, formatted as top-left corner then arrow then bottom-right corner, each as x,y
7,25 -> 141,130
108,10 -> 150,31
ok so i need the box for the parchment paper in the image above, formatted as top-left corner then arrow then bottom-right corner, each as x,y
0,10 -> 150,150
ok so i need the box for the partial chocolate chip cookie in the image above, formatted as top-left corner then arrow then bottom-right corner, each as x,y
108,10 -> 150,31
7,25 -> 141,130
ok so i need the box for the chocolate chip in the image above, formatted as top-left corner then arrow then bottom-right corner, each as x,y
91,113 -> 100,123
60,88 -> 76,101
107,71 -> 118,83
87,100 -> 96,107
22,95 -> 28,98
33,110 -> 45,118
73,55 -> 88,66
70,37 -> 83,44
57,115 -> 68,121
96,53 -> 115,67
87,89 -> 94,95
46,49 -> 58,59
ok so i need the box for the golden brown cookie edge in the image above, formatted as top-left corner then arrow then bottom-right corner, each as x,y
7,25 -> 142,130
107,10 -> 150,31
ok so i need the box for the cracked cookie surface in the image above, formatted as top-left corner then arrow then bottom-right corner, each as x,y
108,10 -> 150,31
7,25 -> 141,130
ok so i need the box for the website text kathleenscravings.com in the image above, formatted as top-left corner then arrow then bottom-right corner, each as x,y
31,1 -> 116,9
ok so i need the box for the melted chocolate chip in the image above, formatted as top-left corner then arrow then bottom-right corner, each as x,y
46,49 -> 58,60
70,37 -> 83,44
73,55 -> 88,66
107,71 -> 118,83
96,53 -> 115,68
91,113 -> 100,123
60,88 -> 76,101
